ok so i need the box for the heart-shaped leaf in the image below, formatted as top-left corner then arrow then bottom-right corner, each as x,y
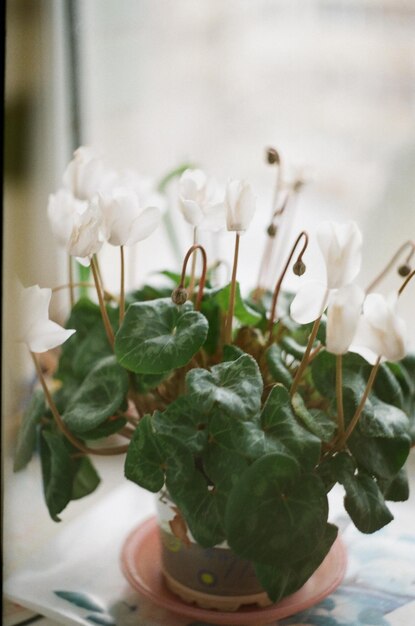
210,282 -> 261,326
40,430 -> 73,521
291,393 -> 336,443
186,354 -> 263,420
225,453 -> 328,565
124,415 -> 165,492
266,344 -> 293,388
343,472 -> 393,533
152,394 -> 209,453
115,299 -> 208,374
71,457 -> 100,500
63,356 -> 129,434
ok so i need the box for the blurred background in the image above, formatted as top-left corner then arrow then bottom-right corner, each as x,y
4,0 -> 415,438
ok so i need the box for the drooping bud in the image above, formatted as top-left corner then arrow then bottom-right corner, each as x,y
398,264 -> 411,277
171,287 -> 188,305
293,259 -> 306,276
267,223 -> 277,237
266,147 -> 280,165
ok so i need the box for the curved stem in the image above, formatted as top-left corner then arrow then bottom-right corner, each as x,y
188,227 -> 198,299
398,268 -> 415,296
366,240 -> 415,293
267,231 -> 309,338
336,354 -> 344,436
179,243 -> 208,311
90,257 -> 115,349
290,316 -> 322,398
336,357 -> 381,449
68,255 -> 75,308
119,245 -> 125,325
30,352 -> 129,456
225,233 -> 240,344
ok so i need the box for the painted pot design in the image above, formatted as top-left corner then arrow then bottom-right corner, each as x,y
156,493 -> 272,611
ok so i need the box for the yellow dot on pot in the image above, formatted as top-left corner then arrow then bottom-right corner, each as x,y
199,570 -> 216,586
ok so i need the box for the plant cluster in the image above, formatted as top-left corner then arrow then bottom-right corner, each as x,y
15,147 -> 415,602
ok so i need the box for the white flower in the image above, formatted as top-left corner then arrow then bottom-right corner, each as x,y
179,169 -> 225,232
326,284 -> 365,355
349,293 -> 408,364
290,221 -> 363,324
47,189 -> 87,248
18,284 -> 75,353
67,201 -> 104,264
63,147 -> 108,201
97,187 -> 161,247
105,169 -> 166,214
225,179 -> 256,233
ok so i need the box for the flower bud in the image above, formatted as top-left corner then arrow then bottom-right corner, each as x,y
266,147 -> 280,165
293,260 -> 306,276
267,223 -> 277,237
398,264 -> 411,277
171,287 -> 188,305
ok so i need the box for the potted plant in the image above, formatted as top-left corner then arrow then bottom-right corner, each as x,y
14,146 -> 415,613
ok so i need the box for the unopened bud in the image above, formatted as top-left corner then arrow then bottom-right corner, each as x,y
293,260 -> 306,276
267,223 -> 277,237
398,264 -> 411,277
171,287 -> 188,305
266,147 -> 280,165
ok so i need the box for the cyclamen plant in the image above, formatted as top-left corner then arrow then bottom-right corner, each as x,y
15,146 -> 415,603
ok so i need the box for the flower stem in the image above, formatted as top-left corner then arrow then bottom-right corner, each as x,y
267,231 -> 308,342
366,240 -> 414,293
398,268 -> 415,296
336,357 -> 381,449
336,354 -> 344,436
30,351 -> 128,456
90,256 -> 115,349
177,244 -> 208,311
188,227 -> 198,299
119,245 -> 125,325
68,255 -> 75,308
225,233 -> 240,344
52,282 -> 118,302
290,316 -> 321,397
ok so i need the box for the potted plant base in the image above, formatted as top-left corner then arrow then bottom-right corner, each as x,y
121,517 -> 347,625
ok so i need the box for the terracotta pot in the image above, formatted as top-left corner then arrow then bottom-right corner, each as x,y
156,493 -> 272,611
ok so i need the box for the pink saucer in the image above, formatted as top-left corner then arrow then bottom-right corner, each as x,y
120,517 -> 347,625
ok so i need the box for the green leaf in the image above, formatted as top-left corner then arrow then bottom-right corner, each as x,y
166,462 -> 225,547
40,430 -> 73,521
261,386 -> 321,471
222,344 -> 245,362
378,468 -> 409,502
152,394 -> 209,453
115,299 -> 208,374
344,473 -> 394,533
211,282 -> 261,326
71,457 -> 100,500
124,415 -> 165,492
208,413 -> 279,461
373,364 -> 404,409
132,371 -> 171,394
254,523 -> 338,603
225,453 -> 328,565
63,356 -> 129,434
266,344 -> 293,388
54,590 -> 105,613
359,397 -> 410,440
348,430 -> 410,481
317,451 -> 356,493
186,354 -> 263,420
14,390 -> 46,471
279,336 -> 307,360
291,393 -> 336,443
199,297 -> 221,355
78,417 -> 127,440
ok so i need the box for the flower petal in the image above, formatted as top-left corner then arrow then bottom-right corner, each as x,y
326,284 -> 365,354
200,202 -> 226,232
316,221 -> 362,289
26,320 -> 76,353
179,198 -> 204,227
290,281 -> 329,324
126,206 -> 161,245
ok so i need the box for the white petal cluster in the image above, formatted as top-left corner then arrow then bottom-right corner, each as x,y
18,284 -> 75,353
48,147 -> 162,262
350,294 -> 408,364
178,169 -> 225,232
290,220 -> 408,363
225,179 -> 256,233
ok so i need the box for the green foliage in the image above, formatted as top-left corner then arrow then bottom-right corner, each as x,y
39,429 -> 75,522
266,344 -> 293,388
14,390 -> 46,471
115,299 -> 208,374
210,282 -> 261,327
